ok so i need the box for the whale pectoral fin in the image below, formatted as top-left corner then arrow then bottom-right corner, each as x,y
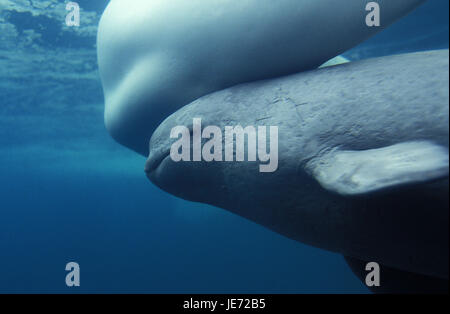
319,55 -> 350,68
307,141 -> 449,196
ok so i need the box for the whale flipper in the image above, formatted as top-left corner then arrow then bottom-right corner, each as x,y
319,55 -> 350,68
306,141 -> 449,196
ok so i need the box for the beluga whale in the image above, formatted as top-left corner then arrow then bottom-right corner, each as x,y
146,49 -> 449,293
97,0 -> 426,156
97,0 -> 449,292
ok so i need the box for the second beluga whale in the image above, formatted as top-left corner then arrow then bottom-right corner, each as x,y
97,0 -> 426,156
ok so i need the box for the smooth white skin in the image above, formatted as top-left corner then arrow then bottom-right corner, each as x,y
97,0 -> 425,155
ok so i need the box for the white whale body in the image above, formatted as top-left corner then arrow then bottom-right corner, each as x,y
145,50 -> 449,286
97,0 -> 425,155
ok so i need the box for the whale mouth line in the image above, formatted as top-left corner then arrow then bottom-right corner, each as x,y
145,149 -> 170,174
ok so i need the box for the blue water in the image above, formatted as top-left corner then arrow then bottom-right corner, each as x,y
0,1 -> 448,293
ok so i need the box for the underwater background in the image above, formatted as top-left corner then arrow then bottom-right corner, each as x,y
0,0 -> 448,293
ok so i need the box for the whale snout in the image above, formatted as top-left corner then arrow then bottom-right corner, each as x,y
145,114 -> 228,204
145,146 -> 170,174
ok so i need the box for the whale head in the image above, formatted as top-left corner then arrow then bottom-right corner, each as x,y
144,82 -> 291,206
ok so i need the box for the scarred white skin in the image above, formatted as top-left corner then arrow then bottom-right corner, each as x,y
146,50 -> 449,279
97,0 -> 425,155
